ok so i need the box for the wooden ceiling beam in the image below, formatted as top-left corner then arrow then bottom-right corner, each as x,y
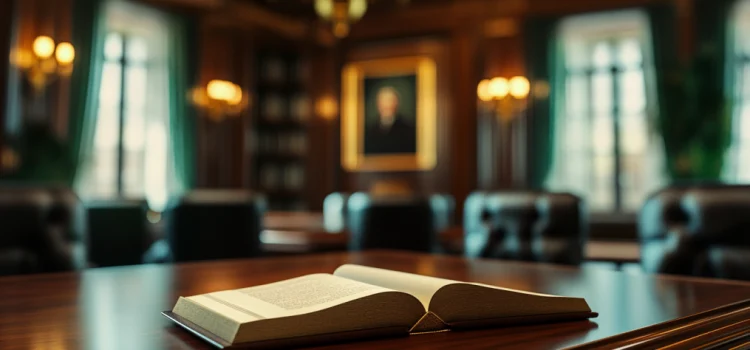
202,0 -> 337,47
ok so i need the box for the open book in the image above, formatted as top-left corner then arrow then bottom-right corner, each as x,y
164,265 -> 596,348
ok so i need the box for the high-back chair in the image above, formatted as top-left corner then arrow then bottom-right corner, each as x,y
165,190 -> 266,262
639,185 -> 750,280
87,198 -> 149,267
0,187 -> 87,275
346,193 -> 453,252
463,191 -> 586,265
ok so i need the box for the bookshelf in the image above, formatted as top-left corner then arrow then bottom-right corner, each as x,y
252,51 -> 311,211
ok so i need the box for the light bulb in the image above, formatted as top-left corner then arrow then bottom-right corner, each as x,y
206,80 -> 236,102
349,0 -> 368,20
314,0 -> 333,19
33,36 -> 55,59
55,42 -> 75,65
228,83 -> 243,106
477,79 -> 493,102
509,76 -> 530,99
488,77 -> 509,99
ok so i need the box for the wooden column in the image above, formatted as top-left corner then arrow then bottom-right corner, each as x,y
451,21 -> 481,209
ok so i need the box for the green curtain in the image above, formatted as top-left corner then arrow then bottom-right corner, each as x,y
167,14 -> 198,192
651,2 -> 732,182
524,17 -> 562,189
66,0 -> 106,187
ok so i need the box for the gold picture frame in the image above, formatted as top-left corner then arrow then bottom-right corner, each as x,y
341,56 -> 437,172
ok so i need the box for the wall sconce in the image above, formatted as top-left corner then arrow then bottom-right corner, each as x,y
477,76 -> 530,122
10,36 -> 76,92
190,79 -> 249,122
315,95 -> 339,120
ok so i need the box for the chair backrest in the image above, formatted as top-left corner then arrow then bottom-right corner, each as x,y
346,193 -> 452,252
86,198 -> 148,267
167,190 -> 265,262
0,186 -> 87,275
463,191 -> 586,265
323,192 -> 350,232
639,184 -> 750,279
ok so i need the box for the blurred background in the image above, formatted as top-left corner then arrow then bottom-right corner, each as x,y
1,0 -> 749,280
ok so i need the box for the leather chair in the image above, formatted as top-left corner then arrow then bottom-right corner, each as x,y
463,191 -> 586,265
639,185 -> 750,280
346,193 -> 453,252
0,187 -> 87,275
163,190 -> 266,263
87,199 -> 149,267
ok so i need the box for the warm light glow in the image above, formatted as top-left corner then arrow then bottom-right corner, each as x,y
10,49 -> 33,69
55,42 -> 75,65
477,79 -> 493,102
315,0 -> 368,20
314,0 -> 333,18
33,36 -> 55,59
316,96 -> 339,120
509,76 -> 530,99
488,77 -> 509,99
349,0 -> 368,20
206,80 -> 238,102
227,83 -> 243,106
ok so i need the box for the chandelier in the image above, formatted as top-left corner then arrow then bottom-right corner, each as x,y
314,0 -> 368,38
10,36 -> 75,92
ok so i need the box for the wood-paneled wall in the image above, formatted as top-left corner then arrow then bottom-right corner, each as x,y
3,0 -> 73,141
0,0 -> 16,147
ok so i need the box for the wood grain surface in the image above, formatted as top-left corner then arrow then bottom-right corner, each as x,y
0,250 -> 748,349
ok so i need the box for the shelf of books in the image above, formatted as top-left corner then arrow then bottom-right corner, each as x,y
252,51 -> 311,211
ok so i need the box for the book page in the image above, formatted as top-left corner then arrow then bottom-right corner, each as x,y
187,274 -> 394,321
334,265 -> 456,309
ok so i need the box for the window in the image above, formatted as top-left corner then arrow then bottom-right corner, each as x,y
78,1 -> 171,210
547,10 -> 664,212
725,0 -> 750,182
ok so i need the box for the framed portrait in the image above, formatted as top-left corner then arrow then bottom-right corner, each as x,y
341,56 -> 437,172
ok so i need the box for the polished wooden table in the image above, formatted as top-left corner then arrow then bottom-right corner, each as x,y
0,251 -> 748,349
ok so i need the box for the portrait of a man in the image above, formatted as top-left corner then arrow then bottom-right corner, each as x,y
363,75 -> 418,155
340,56 -> 437,171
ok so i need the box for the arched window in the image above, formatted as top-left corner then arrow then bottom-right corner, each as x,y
547,10 -> 665,212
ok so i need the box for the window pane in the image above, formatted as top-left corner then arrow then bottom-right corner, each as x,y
565,118 -> 589,152
123,109 -> 145,151
739,104 -> 750,141
143,123 -> 169,211
621,155 -> 646,208
122,150 -> 144,197
125,65 -> 147,109
738,145 -> 750,182
566,75 -> 588,116
90,150 -> 118,198
592,41 -> 612,68
104,33 -> 123,60
99,62 -> 122,106
620,113 -> 648,155
592,115 -> 614,155
126,37 -> 148,63
617,38 -> 642,67
591,72 -> 613,113
94,105 -> 121,149
619,69 -> 646,113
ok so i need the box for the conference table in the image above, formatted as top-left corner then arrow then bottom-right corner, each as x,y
0,251 -> 748,349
